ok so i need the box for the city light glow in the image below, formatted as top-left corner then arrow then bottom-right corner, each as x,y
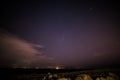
56,66 -> 60,70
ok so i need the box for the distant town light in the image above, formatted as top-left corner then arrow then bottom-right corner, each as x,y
35,67 -> 39,69
56,66 -> 60,70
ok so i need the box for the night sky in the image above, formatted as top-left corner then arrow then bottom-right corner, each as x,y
0,0 -> 120,68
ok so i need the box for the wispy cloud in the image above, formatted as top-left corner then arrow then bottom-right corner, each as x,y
31,43 -> 44,48
0,32 -> 54,68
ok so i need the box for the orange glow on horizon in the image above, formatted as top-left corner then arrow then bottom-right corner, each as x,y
55,66 -> 60,69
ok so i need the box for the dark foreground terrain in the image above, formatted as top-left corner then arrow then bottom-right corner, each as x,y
0,68 -> 120,80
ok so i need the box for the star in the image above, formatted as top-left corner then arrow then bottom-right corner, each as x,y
89,7 -> 93,11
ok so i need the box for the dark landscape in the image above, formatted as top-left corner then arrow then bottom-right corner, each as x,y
0,68 -> 120,80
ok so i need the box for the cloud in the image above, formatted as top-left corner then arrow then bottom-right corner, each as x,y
31,43 -> 44,48
0,32 -> 54,68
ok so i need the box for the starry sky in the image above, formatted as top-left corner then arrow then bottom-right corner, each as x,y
0,0 -> 120,68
